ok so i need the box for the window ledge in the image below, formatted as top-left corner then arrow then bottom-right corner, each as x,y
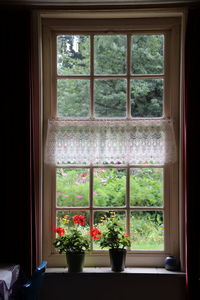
46,267 -> 185,276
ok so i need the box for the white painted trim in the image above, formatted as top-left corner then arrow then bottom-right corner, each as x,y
46,267 -> 185,275
41,10 -> 183,268
41,8 -> 185,19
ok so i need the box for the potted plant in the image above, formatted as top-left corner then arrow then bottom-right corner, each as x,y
53,215 -> 90,272
91,212 -> 131,272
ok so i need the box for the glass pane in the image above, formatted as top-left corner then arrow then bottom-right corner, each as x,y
93,168 -> 126,207
57,79 -> 90,118
131,79 -> 163,118
94,35 -> 126,75
131,211 -> 164,250
132,34 -> 164,74
94,79 -> 126,118
56,168 -> 90,207
130,168 -> 163,207
93,210 -> 126,250
57,35 -> 90,75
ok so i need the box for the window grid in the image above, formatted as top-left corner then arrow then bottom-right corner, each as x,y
55,165 -> 165,252
55,32 -> 165,120
54,31 -> 166,252
42,15 -> 181,267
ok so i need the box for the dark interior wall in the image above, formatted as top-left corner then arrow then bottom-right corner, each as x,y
0,7 -> 31,274
185,7 -> 200,298
41,272 -> 186,300
0,5 -> 200,299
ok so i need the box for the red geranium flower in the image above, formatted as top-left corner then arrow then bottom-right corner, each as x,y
90,228 -> 102,240
73,215 -> 86,226
54,227 -> 65,236
82,173 -> 87,177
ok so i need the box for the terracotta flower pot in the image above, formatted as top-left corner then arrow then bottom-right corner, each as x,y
66,252 -> 85,272
109,248 -> 127,272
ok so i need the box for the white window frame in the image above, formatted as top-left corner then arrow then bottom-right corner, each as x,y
41,11 -> 182,268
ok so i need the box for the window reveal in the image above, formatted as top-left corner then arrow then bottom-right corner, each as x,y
42,16 -> 180,267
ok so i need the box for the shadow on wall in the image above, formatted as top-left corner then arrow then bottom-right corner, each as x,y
40,272 -> 186,300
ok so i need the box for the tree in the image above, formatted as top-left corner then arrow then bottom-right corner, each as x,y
56,34 -> 164,118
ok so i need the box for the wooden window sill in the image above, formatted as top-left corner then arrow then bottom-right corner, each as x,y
46,267 -> 185,276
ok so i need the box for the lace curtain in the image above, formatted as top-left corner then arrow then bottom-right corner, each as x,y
45,119 -> 177,165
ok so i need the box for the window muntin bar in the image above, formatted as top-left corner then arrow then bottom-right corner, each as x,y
55,32 -> 166,120
55,165 -> 166,252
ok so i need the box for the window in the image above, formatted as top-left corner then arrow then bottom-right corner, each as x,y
42,15 -> 180,267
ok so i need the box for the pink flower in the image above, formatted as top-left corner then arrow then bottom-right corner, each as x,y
101,179 -> 107,183
57,192 -> 62,196
76,195 -> 83,198
64,195 -> 69,198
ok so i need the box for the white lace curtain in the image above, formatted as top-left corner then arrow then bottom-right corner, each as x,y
45,119 -> 177,165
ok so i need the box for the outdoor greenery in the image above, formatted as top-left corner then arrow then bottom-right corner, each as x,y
56,168 -> 164,250
53,215 -> 90,253
55,33 -> 165,250
57,34 -> 164,118
56,168 -> 163,208
94,212 -> 131,249
130,168 -> 163,207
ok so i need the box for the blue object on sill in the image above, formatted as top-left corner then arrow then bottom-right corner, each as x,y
21,261 -> 47,300
164,256 -> 180,271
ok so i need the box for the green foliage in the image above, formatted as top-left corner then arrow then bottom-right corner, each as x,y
94,35 -> 126,75
131,79 -> 163,117
93,169 -> 126,207
130,168 -> 163,206
57,79 -> 90,118
56,168 -> 164,250
56,169 -> 89,207
53,214 -> 90,253
94,79 -> 126,117
53,227 -> 90,254
57,35 -> 90,75
55,33 -> 165,250
132,34 -> 164,74
93,211 -> 164,250
57,34 -> 164,118
130,211 -> 164,250
56,167 -> 163,209
97,212 -> 131,249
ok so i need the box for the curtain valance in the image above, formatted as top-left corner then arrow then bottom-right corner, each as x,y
45,119 -> 176,165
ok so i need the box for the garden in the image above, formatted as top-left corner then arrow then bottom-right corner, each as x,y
56,167 -> 164,250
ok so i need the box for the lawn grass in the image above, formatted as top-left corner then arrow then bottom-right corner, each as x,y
93,242 -> 164,251
131,242 -> 164,250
